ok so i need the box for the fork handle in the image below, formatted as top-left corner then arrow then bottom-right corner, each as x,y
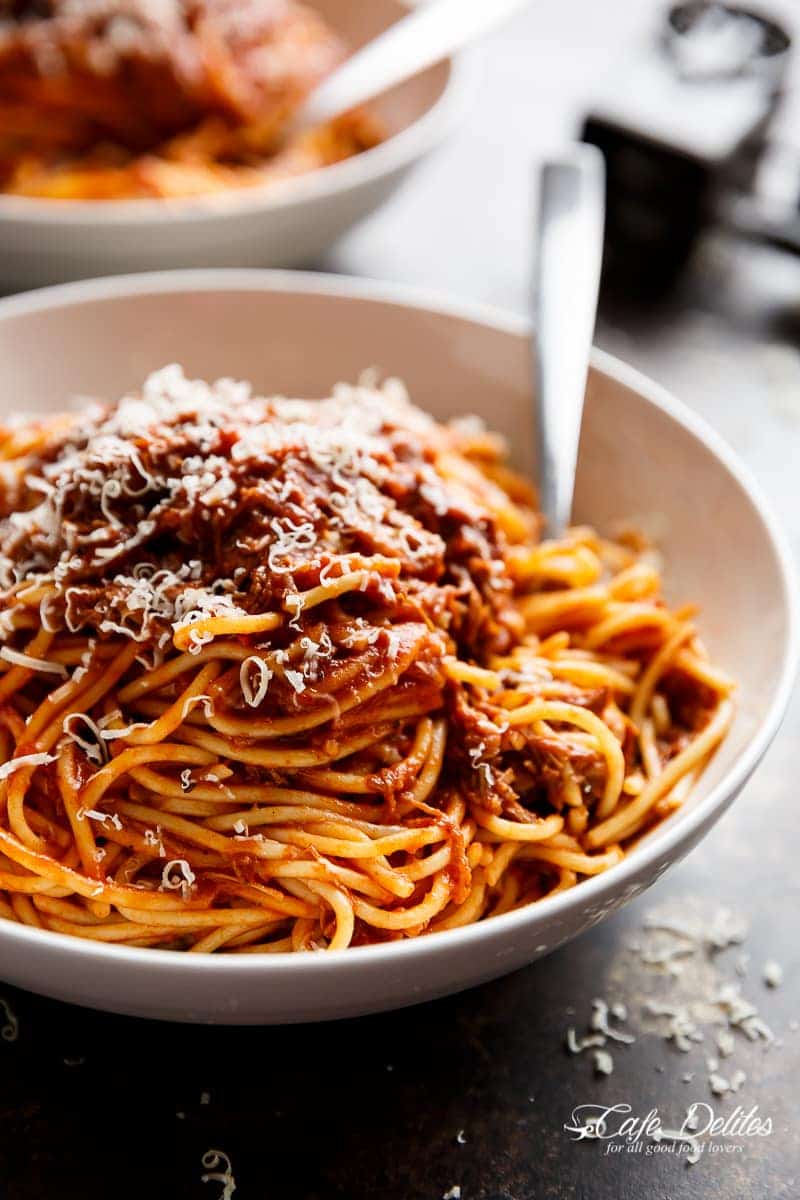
295,0 -> 532,131
532,144 -> 605,539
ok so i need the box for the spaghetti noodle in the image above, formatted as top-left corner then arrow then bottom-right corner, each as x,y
0,367 -> 734,951
0,0 -> 381,199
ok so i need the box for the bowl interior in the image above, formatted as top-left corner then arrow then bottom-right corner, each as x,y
0,275 -> 789,836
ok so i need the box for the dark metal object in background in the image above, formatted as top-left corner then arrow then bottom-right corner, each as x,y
582,2 -> 795,297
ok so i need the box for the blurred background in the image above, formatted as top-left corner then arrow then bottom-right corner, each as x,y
325,0 -> 800,570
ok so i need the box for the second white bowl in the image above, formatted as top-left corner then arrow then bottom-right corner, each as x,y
0,0 -> 469,289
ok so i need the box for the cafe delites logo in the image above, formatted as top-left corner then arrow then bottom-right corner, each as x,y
564,1101 -> 773,1163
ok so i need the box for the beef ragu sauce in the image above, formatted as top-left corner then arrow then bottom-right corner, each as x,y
0,367 -> 733,952
0,368 -> 527,799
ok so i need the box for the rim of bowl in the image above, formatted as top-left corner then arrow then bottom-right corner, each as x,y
0,267 -> 796,977
0,49 -> 475,226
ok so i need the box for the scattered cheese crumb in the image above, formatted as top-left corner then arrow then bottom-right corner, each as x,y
143,827 -> 165,857
715,1028 -> 735,1058
63,713 -> 108,765
0,646 -> 67,676
201,1150 -> 236,1200
239,656 -> 272,707
565,1027 -> 605,1054
0,997 -> 18,1042
715,983 -> 774,1043
763,960 -> 783,989
570,903 -> 786,1143
590,998 -> 635,1044
77,807 -> 123,831
653,1122 -> 701,1165
593,1049 -> 614,1076
644,1001 -> 703,1052
161,859 -> 196,900
0,752 -> 56,780
566,996 -> 635,1071
284,668 -> 306,694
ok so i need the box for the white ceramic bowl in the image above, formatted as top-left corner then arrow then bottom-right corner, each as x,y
0,270 -> 795,1023
0,0 -> 469,289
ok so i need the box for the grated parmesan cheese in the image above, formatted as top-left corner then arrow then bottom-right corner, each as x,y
181,694 -> 214,719
161,859 -> 196,900
143,828 -> 166,857
284,669 -> 305,695
0,997 -> 18,1042
593,1048 -> 614,1076
570,901 -> 787,1141
0,752 -> 56,780
762,960 -> 783,988
63,712 -> 108,765
590,998 -> 636,1045
715,1028 -> 735,1057
565,1027 -> 606,1055
201,1149 -> 236,1200
643,1000 -> 704,1052
77,807 -> 123,831
0,367 -> 454,658
239,656 -> 272,708
0,646 -> 67,676
99,721 -> 150,741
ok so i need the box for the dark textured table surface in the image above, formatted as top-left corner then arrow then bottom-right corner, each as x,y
2,4 -> 800,1199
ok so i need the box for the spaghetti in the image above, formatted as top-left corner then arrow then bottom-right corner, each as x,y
0,0 -> 381,200
0,367 -> 734,952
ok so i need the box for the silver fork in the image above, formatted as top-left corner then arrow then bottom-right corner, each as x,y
532,144 -> 605,539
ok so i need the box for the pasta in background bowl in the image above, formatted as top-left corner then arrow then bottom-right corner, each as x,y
0,0 -> 382,200
0,269 -> 793,1022
0,0 -> 470,287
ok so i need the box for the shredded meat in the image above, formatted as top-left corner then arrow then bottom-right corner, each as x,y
0,369 -> 520,665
